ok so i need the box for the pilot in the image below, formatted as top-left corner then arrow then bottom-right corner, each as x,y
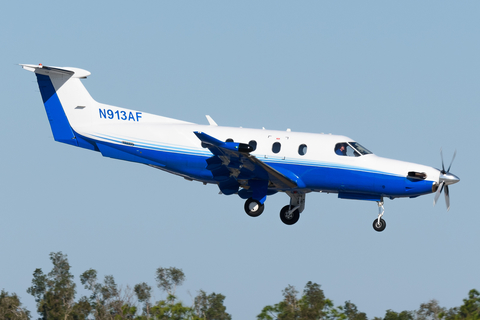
335,144 -> 346,156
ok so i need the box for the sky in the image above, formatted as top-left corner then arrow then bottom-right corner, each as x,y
1,1 -> 479,319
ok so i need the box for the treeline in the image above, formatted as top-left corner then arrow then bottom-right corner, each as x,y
1,252 -> 479,320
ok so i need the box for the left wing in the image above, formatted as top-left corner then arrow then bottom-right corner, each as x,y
194,131 -> 298,198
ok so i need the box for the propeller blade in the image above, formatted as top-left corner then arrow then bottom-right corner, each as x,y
440,148 -> 445,173
445,185 -> 450,211
434,182 -> 444,206
446,150 -> 457,173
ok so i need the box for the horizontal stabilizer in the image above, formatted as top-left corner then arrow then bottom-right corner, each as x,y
20,64 -> 91,79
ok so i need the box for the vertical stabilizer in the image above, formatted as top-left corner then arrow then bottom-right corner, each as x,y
21,64 -> 96,147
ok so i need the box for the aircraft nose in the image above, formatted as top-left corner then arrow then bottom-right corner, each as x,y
439,172 -> 460,186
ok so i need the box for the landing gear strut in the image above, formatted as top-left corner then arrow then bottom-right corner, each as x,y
372,201 -> 386,232
244,198 -> 264,217
280,192 -> 306,225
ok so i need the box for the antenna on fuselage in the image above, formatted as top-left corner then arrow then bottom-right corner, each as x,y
205,115 -> 218,126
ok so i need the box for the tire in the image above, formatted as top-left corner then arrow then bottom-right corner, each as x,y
372,218 -> 386,232
280,205 -> 300,225
244,198 -> 264,217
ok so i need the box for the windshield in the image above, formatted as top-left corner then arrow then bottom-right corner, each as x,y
349,142 -> 372,155
334,142 -> 372,157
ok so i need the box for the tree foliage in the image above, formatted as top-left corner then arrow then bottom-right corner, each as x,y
80,268 -> 136,320
343,301 -> 368,320
155,267 -> 185,297
193,290 -> 231,320
26,252 -> 77,320
440,289 -> 480,320
17,251 -> 480,320
134,282 -> 152,316
383,309 -> 414,320
149,298 -> 195,320
257,282 -> 330,320
0,289 -> 30,320
416,300 -> 445,320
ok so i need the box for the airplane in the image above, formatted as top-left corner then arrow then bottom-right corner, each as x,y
21,64 -> 460,232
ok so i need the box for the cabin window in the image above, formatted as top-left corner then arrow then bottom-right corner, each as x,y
226,138 -> 234,142
298,144 -> 307,156
272,142 -> 281,153
249,140 -> 257,151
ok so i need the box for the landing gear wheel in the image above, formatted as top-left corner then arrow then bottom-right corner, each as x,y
373,218 -> 386,232
244,198 -> 264,217
280,205 -> 300,225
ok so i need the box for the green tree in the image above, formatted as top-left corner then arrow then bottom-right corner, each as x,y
150,298 -> 196,320
0,290 -> 30,320
342,301 -> 367,320
80,268 -> 135,320
134,282 -> 152,317
324,299 -> 345,320
299,282 -> 327,320
440,289 -> 480,320
27,252 -> 77,320
262,284 -> 300,320
71,296 -> 92,320
384,309 -> 414,320
193,290 -> 231,320
324,300 -> 367,320
258,282 -> 329,320
416,300 -> 445,320
155,267 -> 185,299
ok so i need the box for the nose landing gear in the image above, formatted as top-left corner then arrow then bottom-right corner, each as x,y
372,201 -> 386,232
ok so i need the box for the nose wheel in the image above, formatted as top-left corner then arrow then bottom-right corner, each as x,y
373,201 -> 386,232
373,218 -> 386,232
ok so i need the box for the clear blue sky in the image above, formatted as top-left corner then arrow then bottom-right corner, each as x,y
1,1 -> 478,319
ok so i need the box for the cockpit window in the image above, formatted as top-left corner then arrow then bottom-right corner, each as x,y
349,142 -> 372,155
334,142 -> 372,157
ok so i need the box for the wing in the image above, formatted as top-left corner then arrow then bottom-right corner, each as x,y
194,131 -> 298,199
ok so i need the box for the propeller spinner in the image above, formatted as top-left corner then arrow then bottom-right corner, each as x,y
434,150 -> 460,210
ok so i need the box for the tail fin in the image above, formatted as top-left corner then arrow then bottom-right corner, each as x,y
21,64 -> 96,147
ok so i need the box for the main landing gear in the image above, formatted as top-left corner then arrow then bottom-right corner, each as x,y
279,192 -> 305,225
244,193 -> 306,225
372,201 -> 386,232
279,205 -> 300,225
244,198 -> 264,217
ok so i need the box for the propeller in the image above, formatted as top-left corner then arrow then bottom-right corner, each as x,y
433,149 -> 460,210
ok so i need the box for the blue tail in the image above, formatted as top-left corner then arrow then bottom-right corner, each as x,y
36,72 -> 78,146
22,64 -> 98,150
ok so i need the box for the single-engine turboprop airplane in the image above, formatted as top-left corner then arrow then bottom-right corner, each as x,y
21,64 -> 460,231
